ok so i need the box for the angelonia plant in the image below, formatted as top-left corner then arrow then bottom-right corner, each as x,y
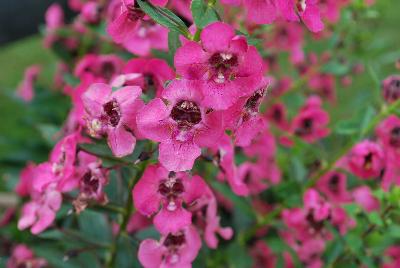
2,0 -> 400,267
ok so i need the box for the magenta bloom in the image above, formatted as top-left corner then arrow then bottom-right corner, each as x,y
106,0 -> 145,44
138,226 -> 201,268
291,96 -> 330,143
352,186 -> 379,212
348,140 -> 385,179
16,65 -> 41,102
382,75 -> 400,103
44,3 -> 64,47
82,83 -> 143,157
316,171 -> 351,204
72,152 -> 109,213
277,0 -> 324,32
174,22 -> 264,110
137,79 -> 224,171
224,79 -> 268,146
18,183 -> 62,234
133,164 -> 208,234
121,57 -> 175,97
377,115 -> 400,158
213,134 -> 250,196
74,54 -> 124,82
7,244 -> 47,268
123,19 -> 169,56
308,73 -> 336,102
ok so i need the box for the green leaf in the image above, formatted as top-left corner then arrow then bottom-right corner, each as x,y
168,30 -> 182,58
136,0 -> 189,37
78,210 -> 112,243
335,120 -> 359,135
321,60 -> 350,75
191,0 -> 219,29
367,211 -> 383,227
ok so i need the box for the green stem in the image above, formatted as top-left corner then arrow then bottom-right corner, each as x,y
105,164 -> 146,268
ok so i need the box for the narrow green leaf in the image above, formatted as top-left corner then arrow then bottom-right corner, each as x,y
168,30 -> 182,58
137,0 -> 189,37
191,0 -> 219,29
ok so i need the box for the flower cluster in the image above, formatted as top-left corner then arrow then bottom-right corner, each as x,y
4,0 -> 400,267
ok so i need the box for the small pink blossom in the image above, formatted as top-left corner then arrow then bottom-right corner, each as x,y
347,140 -> 385,179
121,57 -> 175,97
382,75 -> 400,104
106,0 -> 145,44
18,183 -> 62,234
133,164 -> 208,234
136,79 -> 224,171
138,226 -> 201,268
291,96 -> 330,143
316,171 -> 351,204
277,0 -> 324,32
82,83 -> 143,157
174,22 -> 264,110
74,54 -> 124,83
224,78 -> 269,146
352,186 -> 380,212
7,244 -> 47,268
16,65 -> 41,102
377,115 -> 400,159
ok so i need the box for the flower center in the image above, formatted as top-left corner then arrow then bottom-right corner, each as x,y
328,174 -> 340,193
296,0 -> 307,12
170,100 -> 202,130
208,52 -> 239,83
389,127 -> 400,147
363,152 -> 373,170
103,99 -> 121,127
386,78 -> 400,101
100,62 -> 116,81
306,211 -> 325,232
158,178 -> 185,211
295,118 -> 313,136
81,171 -> 100,195
126,4 -> 145,22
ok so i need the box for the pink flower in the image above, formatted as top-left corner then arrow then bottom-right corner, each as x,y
382,75 -> 400,104
126,212 -> 152,233
265,21 -> 305,64
265,102 -> 290,130
383,246 -> 400,268
7,244 -> 47,268
80,2 -> 101,24
16,65 -> 41,102
121,57 -> 175,97
45,3 -> 64,30
316,171 -> 351,204
213,134 -> 250,196
224,78 -> 268,146
82,83 -> 143,157
106,0 -> 145,44
74,54 -> 124,83
15,163 -> 37,197
72,152 -> 109,213
308,73 -> 336,102
44,3 -> 64,47
136,79 -> 224,171
277,0 -> 324,32
138,226 -> 201,268
132,164 -> 208,234
377,115 -> 400,159
347,140 -> 385,179
18,183 -> 62,234
291,96 -> 330,143
174,22 -> 264,110
352,186 -> 380,212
